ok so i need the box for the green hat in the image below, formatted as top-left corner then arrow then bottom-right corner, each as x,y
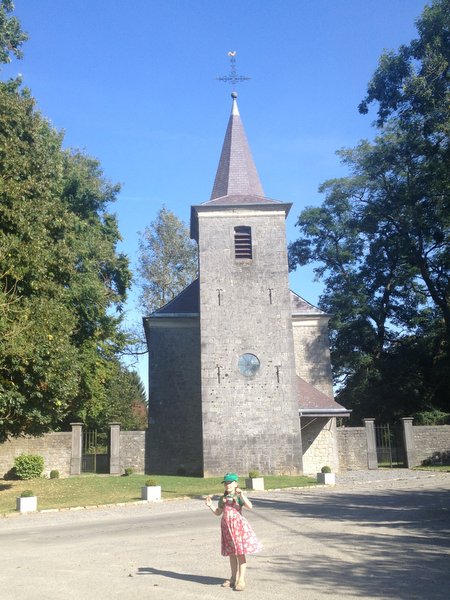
222,473 -> 238,483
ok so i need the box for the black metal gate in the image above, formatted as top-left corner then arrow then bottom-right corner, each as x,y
82,429 -> 110,474
375,423 -> 406,468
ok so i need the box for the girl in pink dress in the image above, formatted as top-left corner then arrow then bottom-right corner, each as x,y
205,473 -> 261,591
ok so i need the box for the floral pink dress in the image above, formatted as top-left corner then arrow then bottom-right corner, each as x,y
219,494 -> 262,556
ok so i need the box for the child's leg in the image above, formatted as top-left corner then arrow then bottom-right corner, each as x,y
230,555 -> 238,581
235,555 -> 247,590
222,555 -> 238,586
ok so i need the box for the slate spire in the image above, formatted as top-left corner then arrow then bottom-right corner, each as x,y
210,92 -> 265,200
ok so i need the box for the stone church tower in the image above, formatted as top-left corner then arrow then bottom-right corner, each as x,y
144,93 -> 348,477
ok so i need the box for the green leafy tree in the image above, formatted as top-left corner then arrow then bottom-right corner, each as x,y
103,363 -> 148,430
137,207 -> 198,314
0,1 -> 28,65
0,81 -> 132,441
289,0 -> 450,424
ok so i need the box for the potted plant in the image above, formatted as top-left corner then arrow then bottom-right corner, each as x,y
16,489 -> 37,513
317,466 -> 335,485
245,470 -> 265,491
141,478 -> 161,501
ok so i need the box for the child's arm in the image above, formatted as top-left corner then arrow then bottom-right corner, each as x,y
205,495 -> 223,516
236,487 -> 253,509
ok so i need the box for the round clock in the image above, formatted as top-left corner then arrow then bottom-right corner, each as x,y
238,353 -> 260,376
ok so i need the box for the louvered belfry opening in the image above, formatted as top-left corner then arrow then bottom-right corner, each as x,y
234,226 -> 252,259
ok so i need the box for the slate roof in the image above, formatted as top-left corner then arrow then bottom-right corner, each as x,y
148,279 -> 199,317
290,290 -> 329,317
297,376 -> 350,417
210,94 -> 265,200
148,282 -> 327,320
190,94 -> 291,240
202,193 -> 283,207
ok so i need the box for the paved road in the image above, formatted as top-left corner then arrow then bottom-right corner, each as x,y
1,470 -> 449,600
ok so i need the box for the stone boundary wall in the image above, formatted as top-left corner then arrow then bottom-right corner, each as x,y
119,430 -> 146,473
336,423 -> 450,471
412,425 -> 450,465
336,427 -> 368,470
1,424 -> 449,477
0,432 -> 72,478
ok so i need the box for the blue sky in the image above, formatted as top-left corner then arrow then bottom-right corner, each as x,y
3,0 -> 429,386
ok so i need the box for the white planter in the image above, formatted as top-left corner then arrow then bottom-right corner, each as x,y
245,477 -> 265,491
317,472 -> 335,485
16,496 -> 37,513
141,485 -> 161,502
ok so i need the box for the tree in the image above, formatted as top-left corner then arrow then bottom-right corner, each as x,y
0,81 -> 133,441
0,1 -> 28,66
103,363 -> 148,430
289,0 -> 450,424
137,207 -> 198,314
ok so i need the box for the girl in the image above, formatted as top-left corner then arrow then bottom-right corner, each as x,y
205,472 -> 261,591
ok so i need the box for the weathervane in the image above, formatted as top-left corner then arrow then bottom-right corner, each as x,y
217,51 -> 251,90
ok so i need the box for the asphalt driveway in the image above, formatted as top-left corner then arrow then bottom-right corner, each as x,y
1,470 -> 449,600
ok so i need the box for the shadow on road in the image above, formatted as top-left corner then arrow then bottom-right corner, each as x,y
250,486 -> 450,599
253,487 -> 450,538
137,567 -> 223,586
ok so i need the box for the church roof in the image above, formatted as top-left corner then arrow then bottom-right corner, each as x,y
297,376 -> 350,418
147,279 -> 199,317
290,291 -> 329,317
202,193 -> 282,207
210,93 -> 265,200
190,93 -> 291,240
146,281 -> 327,321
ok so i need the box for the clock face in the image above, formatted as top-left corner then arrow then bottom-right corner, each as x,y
238,353 -> 260,376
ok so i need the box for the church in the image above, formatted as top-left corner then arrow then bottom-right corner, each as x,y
143,91 -> 349,477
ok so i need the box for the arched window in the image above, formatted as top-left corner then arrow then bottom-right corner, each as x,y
234,226 -> 252,259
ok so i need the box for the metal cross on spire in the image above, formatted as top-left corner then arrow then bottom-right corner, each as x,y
217,51 -> 251,90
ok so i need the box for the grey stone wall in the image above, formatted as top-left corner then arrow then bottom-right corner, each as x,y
197,208 -> 303,476
119,430 -> 146,473
412,425 -> 450,466
302,417 -> 340,474
292,317 -> 334,398
145,317 -> 203,475
336,427 -> 369,470
0,432 -> 72,478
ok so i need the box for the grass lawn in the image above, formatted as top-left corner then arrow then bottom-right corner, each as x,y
0,474 -> 316,515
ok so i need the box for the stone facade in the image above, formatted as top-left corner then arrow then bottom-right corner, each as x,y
0,432 -> 72,478
144,95 -> 348,476
197,208 -> 303,476
292,316 -> 333,398
301,417 -> 340,474
144,317 -> 203,474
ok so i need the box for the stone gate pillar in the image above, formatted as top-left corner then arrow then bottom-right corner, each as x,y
109,422 -> 121,475
70,423 -> 83,475
363,418 -> 378,470
401,417 -> 416,469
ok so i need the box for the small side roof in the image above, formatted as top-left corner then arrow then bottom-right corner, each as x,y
144,282 -> 325,320
146,279 -> 199,318
290,290 -> 329,317
297,376 -> 350,418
